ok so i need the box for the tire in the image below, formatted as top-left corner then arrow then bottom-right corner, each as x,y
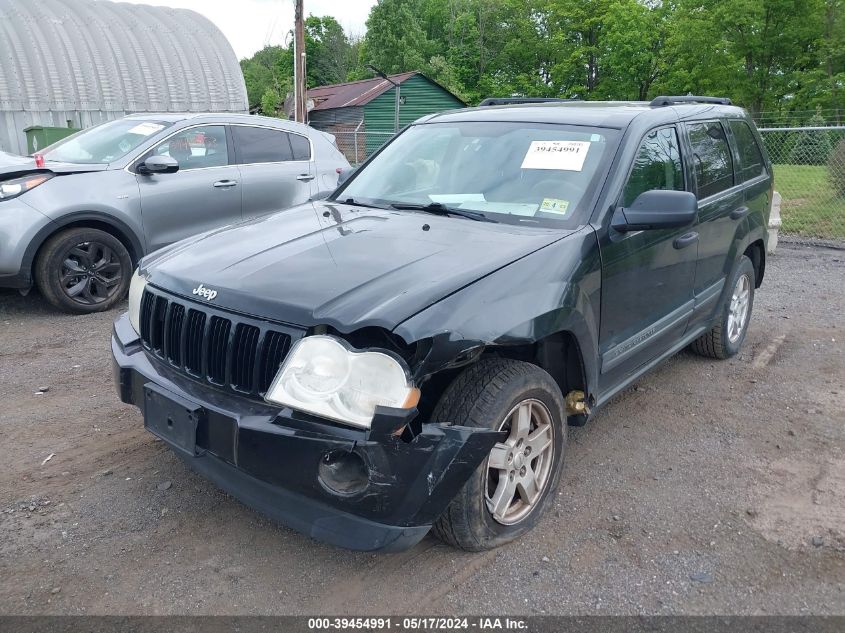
34,227 -> 132,313
690,255 -> 756,360
430,358 -> 567,551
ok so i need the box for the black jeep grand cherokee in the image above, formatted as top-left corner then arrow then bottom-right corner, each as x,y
113,96 -> 772,552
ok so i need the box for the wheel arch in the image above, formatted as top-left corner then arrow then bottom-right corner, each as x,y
483,330 -> 590,426
743,238 -> 765,288
25,212 -> 144,282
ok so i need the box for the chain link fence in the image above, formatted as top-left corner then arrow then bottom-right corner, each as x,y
759,126 -> 845,246
330,130 -> 395,166
327,126 -> 845,247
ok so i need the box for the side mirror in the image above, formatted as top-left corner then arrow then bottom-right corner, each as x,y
138,155 -> 179,175
611,190 -> 698,232
336,166 -> 357,187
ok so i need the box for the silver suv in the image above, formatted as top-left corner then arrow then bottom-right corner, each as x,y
0,113 -> 350,312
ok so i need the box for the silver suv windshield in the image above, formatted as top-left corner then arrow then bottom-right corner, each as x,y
337,121 -> 619,226
41,119 -> 174,164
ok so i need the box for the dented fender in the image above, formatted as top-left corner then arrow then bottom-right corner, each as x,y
395,226 -> 602,394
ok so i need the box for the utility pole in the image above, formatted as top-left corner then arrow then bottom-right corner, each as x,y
294,0 -> 307,123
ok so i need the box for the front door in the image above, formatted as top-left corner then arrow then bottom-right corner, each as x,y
598,126 -> 698,388
230,125 -> 315,220
135,125 -> 242,252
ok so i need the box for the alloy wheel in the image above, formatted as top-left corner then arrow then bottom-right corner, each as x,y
485,398 -> 555,525
727,273 -> 751,343
59,241 -> 124,306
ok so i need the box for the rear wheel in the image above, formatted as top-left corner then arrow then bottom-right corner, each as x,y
430,358 -> 567,551
34,228 -> 132,313
690,255 -> 755,359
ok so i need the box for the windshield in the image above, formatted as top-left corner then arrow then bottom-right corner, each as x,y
41,119 -> 174,164
336,121 -> 619,226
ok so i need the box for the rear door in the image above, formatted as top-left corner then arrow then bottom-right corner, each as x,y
231,125 -> 315,219
598,125 -> 698,386
683,120 -> 746,329
135,124 -> 242,252
727,118 -> 772,227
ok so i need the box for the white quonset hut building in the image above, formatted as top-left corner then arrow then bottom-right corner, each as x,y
0,0 -> 248,155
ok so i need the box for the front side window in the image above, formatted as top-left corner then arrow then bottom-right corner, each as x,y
728,120 -> 766,182
233,126 -> 293,164
42,118 -> 174,164
688,122 -> 734,198
336,121 -> 619,226
622,127 -> 685,206
148,125 -> 229,170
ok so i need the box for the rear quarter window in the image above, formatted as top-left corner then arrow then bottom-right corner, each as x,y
289,133 -> 311,161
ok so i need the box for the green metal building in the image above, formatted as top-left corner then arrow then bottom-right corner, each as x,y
307,72 -> 466,163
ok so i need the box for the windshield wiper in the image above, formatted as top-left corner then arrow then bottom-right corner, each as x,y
388,202 -> 498,223
339,197 -> 389,210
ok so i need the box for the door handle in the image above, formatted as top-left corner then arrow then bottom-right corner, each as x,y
673,232 -> 699,250
213,179 -> 238,188
730,206 -> 749,220
296,174 -> 315,182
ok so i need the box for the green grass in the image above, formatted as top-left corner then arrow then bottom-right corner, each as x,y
772,164 -> 845,240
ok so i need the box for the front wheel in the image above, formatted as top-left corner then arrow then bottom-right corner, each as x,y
34,228 -> 132,313
690,255 -> 756,359
430,358 -> 567,551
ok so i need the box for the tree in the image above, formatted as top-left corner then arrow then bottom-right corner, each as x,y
349,0 -> 837,112
791,106 -> 834,164
659,0 -> 826,117
239,45 -> 292,113
361,0 -> 431,74
304,16 -> 355,86
599,0 -> 671,100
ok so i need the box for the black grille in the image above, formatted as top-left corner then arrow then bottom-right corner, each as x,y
138,288 -> 297,398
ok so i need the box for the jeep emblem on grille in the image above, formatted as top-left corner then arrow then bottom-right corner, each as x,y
192,283 -> 218,301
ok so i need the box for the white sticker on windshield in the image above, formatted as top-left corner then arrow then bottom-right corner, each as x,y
521,140 -> 591,171
128,122 -> 165,136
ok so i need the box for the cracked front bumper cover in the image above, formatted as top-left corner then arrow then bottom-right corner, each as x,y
111,314 -> 499,551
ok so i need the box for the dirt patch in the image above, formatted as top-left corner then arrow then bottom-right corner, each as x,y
749,457 -> 845,551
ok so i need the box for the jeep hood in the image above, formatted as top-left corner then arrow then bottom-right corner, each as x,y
142,202 -> 574,332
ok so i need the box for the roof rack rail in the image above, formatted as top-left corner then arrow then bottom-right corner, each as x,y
478,97 -> 577,107
650,95 -> 732,107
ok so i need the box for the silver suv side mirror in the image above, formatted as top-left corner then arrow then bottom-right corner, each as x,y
138,155 -> 179,175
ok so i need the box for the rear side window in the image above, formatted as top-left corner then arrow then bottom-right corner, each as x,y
289,133 -> 311,161
687,122 -> 734,198
728,120 -> 766,182
622,127 -> 685,206
233,126 -> 293,164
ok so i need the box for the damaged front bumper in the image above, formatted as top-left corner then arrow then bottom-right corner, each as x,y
111,315 -> 499,551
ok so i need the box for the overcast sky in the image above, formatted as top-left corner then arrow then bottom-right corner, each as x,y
123,0 -> 378,60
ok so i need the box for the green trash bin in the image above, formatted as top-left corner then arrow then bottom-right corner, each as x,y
23,125 -> 80,154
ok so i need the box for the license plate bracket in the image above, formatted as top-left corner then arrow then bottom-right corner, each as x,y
143,383 -> 204,456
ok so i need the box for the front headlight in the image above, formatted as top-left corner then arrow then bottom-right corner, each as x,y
264,335 -> 418,428
0,173 -> 53,200
127,269 -> 148,334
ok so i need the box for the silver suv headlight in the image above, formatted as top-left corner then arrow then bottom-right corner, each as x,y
264,335 -> 418,429
127,269 -> 148,334
0,173 -> 53,201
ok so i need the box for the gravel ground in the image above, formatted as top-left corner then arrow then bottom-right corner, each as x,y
0,243 -> 842,616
